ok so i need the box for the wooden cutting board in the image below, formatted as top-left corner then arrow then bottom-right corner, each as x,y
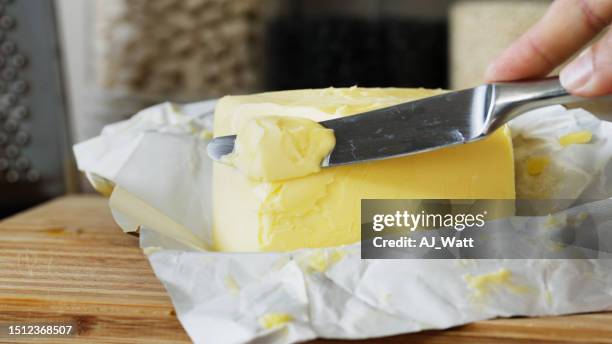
1,195 -> 611,343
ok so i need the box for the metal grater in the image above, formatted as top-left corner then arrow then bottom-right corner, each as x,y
0,0 -> 73,218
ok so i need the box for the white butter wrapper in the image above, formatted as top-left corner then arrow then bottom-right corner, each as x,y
74,102 -> 612,344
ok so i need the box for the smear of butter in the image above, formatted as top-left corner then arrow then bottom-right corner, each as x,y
526,156 -> 550,176
559,131 -> 592,147
456,259 -> 476,268
567,211 -> 589,227
222,116 -> 335,182
224,275 -> 240,295
142,246 -> 163,256
544,289 -> 553,306
464,268 -> 530,300
86,172 -> 115,197
307,249 -> 346,273
258,313 -> 294,329
544,213 -> 567,229
199,129 -> 213,140
547,241 -> 566,252
381,292 -> 391,305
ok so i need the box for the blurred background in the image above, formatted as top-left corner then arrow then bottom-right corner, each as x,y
2,0 -> 607,217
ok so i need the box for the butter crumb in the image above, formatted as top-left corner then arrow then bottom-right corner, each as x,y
464,268 -> 531,300
526,156 -> 550,176
559,131 -> 592,147
224,275 -> 240,295
258,313 -> 293,329
545,214 -> 567,229
568,212 -> 589,227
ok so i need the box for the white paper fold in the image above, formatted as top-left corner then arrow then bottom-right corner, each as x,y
73,101 -> 612,344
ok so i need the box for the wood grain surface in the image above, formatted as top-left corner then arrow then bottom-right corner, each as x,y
0,195 -> 611,344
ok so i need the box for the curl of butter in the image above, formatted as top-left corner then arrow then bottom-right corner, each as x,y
222,116 -> 335,182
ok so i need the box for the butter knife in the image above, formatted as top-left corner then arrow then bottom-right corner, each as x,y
208,78 -> 592,167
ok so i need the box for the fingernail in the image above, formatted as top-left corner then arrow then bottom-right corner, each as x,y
484,63 -> 497,81
560,50 -> 593,91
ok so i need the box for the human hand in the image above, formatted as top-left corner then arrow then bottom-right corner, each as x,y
485,0 -> 612,97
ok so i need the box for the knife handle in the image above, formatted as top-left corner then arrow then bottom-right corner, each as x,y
485,77 -> 586,132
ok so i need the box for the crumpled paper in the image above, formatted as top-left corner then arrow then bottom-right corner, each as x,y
74,101 -> 612,344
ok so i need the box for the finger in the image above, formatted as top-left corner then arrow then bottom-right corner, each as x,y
560,28 -> 612,96
485,0 -> 612,82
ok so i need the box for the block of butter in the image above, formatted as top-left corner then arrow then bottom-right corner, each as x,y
213,88 -> 515,252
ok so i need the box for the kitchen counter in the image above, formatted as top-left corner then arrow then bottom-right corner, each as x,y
1,195 -> 611,343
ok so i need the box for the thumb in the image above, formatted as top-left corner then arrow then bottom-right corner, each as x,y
560,29 -> 612,97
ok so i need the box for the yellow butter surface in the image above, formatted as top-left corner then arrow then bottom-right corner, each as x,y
212,87 -> 515,252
